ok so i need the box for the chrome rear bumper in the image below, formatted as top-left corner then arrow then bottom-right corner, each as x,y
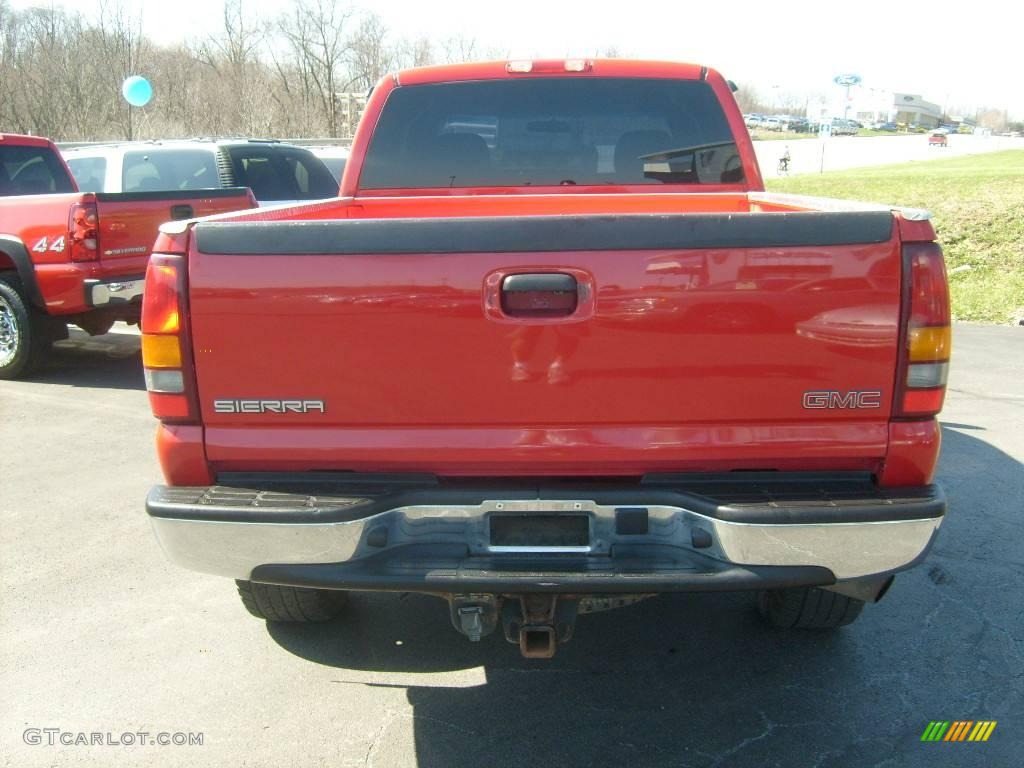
146,477 -> 944,590
85,275 -> 145,306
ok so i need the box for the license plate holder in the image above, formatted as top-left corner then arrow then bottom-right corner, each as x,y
489,513 -> 590,550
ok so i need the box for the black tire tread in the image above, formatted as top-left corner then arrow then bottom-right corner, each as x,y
235,580 -> 346,622
758,586 -> 864,629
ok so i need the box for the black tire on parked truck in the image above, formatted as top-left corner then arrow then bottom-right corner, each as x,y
235,580 -> 347,622
756,587 -> 865,629
0,276 -> 51,380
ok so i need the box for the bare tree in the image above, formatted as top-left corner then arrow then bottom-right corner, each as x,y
198,0 -> 271,136
95,2 -> 148,139
395,36 -> 434,69
6,6 -> 89,137
976,108 -> 1008,132
438,34 -> 478,64
278,0 -> 354,137
147,44 -> 209,137
733,82 -> 765,113
202,0 -> 262,72
347,13 -> 394,91
0,0 -> 19,128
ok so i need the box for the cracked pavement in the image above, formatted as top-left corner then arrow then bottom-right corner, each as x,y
1,323 -> 1021,767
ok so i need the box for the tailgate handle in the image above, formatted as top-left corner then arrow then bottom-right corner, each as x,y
170,204 -> 194,221
501,273 -> 578,317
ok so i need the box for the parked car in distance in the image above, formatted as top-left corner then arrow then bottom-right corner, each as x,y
828,119 -> 859,137
744,113 -> 763,129
307,145 -> 349,184
761,117 -> 784,131
0,132 -> 256,378
62,139 -> 339,205
928,130 -> 949,147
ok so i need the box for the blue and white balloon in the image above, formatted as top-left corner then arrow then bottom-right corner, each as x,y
121,76 -> 153,107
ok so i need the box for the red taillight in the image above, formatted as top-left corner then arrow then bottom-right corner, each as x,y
896,243 -> 951,418
141,264 -> 181,334
907,243 -> 951,327
68,202 -> 99,262
142,255 -> 197,423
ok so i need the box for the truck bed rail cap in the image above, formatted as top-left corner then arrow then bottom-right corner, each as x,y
193,211 -> 895,256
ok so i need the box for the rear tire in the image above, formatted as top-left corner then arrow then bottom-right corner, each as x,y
235,580 -> 347,622
757,587 -> 865,629
0,277 -> 51,380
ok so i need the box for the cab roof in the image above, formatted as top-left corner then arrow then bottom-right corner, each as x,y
395,59 -> 709,87
0,133 -> 55,148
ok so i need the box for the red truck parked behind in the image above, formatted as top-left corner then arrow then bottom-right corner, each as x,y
0,133 -> 256,378
143,60 -> 950,658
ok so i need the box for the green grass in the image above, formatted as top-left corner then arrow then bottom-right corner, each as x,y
750,129 -> 815,142
856,129 -> 932,137
767,150 -> 1024,324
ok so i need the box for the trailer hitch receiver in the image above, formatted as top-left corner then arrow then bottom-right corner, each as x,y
502,595 -> 579,658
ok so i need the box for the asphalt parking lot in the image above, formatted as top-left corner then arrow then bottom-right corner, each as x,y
1,323 -> 1021,768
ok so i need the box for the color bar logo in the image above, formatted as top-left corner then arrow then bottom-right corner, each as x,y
921,721 -> 997,742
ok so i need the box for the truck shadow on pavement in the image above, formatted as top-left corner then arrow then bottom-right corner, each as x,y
25,329 -> 145,390
265,422 -> 1021,768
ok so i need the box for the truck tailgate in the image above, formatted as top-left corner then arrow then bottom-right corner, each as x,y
187,211 -> 902,475
94,189 -> 254,276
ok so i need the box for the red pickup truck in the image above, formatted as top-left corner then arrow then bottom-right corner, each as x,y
0,133 -> 255,378
143,60 -> 949,658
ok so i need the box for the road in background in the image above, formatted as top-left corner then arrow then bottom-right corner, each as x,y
756,133 -> 1024,179
1,324 -> 1021,767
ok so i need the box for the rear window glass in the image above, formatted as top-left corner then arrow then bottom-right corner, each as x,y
65,156 -> 107,192
226,147 -> 339,201
0,145 -> 76,196
360,78 -> 745,189
320,157 -> 346,183
122,149 -> 220,193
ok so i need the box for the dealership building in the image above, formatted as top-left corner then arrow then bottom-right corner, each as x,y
808,89 -> 942,128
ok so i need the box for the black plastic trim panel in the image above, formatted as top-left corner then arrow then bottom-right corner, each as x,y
193,211 -> 895,256
250,544 -> 836,594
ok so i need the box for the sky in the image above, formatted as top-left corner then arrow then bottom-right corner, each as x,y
10,0 -> 1023,118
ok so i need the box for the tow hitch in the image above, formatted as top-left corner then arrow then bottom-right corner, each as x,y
503,595 -> 579,659
448,593 -> 652,657
448,594 -> 578,658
